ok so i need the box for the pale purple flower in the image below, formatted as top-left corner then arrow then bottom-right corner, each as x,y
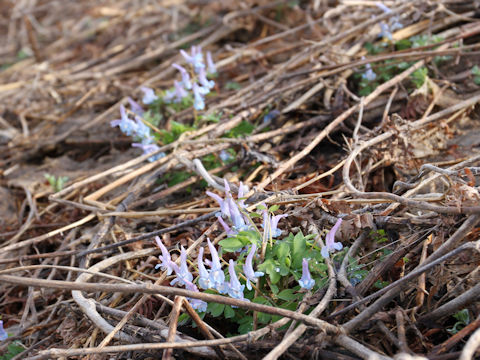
0,320 -> 7,341
140,86 -> 158,105
263,110 -> 280,123
198,67 -> 215,89
171,246 -> 194,286
132,143 -> 165,162
226,259 -> 245,300
321,218 -> 343,258
172,63 -> 192,89
128,97 -> 144,116
375,2 -> 392,13
164,80 -> 188,103
183,279 -> 208,312
379,22 -> 393,40
206,51 -> 217,74
262,208 -> 288,239
217,215 -> 234,235
219,150 -> 231,162
197,247 -> 214,289
133,116 -> 152,140
111,105 -> 137,136
237,182 -> 249,209
193,82 -> 209,110
181,46 -> 205,72
206,191 -> 230,218
228,196 -> 247,231
299,258 -> 315,290
154,236 -> 174,275
207,238 -> 226,292
243,244 -> 264,290
362,63 -> 377,81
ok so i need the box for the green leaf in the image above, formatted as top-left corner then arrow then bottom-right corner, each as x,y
274,241 -> 290,260
225,81 -> 242,90
224,305 -> 235,319
208,302 -> 225,317
269,204 -> 280,212
410,67 -> 428,88
292,231 -> 307,268
0,342 -> 24,360
219,238 -> 245,252
224,121 -> 255,138
472,65 -> 480,76
277,289 -> 298,301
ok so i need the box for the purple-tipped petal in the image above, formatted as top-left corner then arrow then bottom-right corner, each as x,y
192,82 -> 206,110
299,258 -> 315,290
243,244 -> 264,290
207,238 -> 225,291
172,63 -> 192,89
217,215 -> 235,235
226,259 -> 245,300
127,97 -> 144,116
140,86 -> 158,105
0,320 -> 7,341
321,218 -> 343,258
198,247 -> 213,289
155,236 -> 174,275
206,51 -> 217,74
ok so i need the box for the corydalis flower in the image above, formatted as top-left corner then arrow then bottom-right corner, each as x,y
131,143 -> 165,162
243,244 -> 264,290
321,218 -> 343,258
170,246 -> 194,286
111,105 -> 137,136
375,2 -> 402,40
207,179 -> 250,234
262,207 -> 288,239
172,63 -> 192,90
207,238 -> 226,292
226,260 -> 246,300
127,97 -> 144,116
299,258 -> 315,290
155,236 -> 174,275
181,46 -> 205,72
0,320 -> 7,341
197,247 -> 214,290
206,51 -> 217,74
183,279 -> 208,312
140,86 -> 158,105
362,59 -> 377,82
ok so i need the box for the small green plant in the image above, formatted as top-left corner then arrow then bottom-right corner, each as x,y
447,309 -> 470,334
44,174 -> 69,192
471,65 -> 480,85
0,343 -> 24,360
356,35 -> 447,95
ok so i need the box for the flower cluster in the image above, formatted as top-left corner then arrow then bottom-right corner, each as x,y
155,237 -> 207,311
155,236 -> 264,303
110,90 -> 164,162
298,218 -> 343,291
155,179 -> 344,307
376,2 -> 403,40
164,46 -> 217,110
0,320 -> 7,341
207,179 -> 250,235
362,59 -> 377,82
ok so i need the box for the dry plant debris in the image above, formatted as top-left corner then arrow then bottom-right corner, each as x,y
1,1 -> 480,359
